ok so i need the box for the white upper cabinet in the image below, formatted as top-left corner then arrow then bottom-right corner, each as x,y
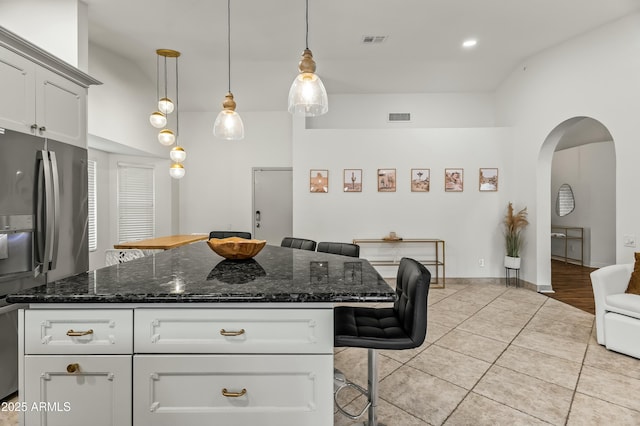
0,47 -> 35,133
0,27 -> 100,148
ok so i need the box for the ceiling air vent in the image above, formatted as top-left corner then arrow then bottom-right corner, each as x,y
388,112 -> 411,122
362,35 -> 388,44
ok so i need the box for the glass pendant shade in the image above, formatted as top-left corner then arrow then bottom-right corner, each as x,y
213,92 -> 244,140
158,129 -> 175,146
170,146 -> 187,163
158,97 -> 174,114
149,111 -> 167,128
288,49 -> 328,116
169,163 -> 185,179
214,110 -> 244,140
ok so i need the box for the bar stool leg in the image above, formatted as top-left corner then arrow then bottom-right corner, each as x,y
367,349 -> 377,426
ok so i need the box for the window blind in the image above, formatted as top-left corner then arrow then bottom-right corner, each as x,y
87,160 -> 97,251
117,163 -> 155,243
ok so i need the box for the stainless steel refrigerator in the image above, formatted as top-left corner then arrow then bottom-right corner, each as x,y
0,127 -> 88,399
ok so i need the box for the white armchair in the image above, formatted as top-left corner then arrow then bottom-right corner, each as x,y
591,263 -> 640,358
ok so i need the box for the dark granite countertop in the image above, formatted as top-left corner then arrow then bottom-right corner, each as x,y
7,243 -> 396,304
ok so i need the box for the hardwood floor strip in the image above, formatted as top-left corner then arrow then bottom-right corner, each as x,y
548,260 -> 597,314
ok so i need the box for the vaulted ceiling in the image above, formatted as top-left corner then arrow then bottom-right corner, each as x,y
84,0 -> 640,111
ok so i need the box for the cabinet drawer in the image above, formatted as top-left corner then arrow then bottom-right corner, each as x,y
25,309 -> 133,354
133,354 -> 332,426
134,308 -> 333,354
24,355 -> 132,426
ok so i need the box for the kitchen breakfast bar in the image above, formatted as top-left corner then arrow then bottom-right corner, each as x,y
7,243 -> 395,426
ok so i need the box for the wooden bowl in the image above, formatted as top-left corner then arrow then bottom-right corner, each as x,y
206,237 -> 267,260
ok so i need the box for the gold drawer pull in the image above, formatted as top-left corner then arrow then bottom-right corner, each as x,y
221,388 -> 246,398
66,363 -> 80,373
66,329 -> 94,337
220,328 -> 245,337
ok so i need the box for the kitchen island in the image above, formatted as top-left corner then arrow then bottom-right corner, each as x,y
8,243 -> 395,426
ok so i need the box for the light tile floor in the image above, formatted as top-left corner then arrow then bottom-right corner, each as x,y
1,280 -> 639,426
334,279 -> 640,425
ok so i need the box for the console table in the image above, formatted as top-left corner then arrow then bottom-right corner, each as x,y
353,238 -> 445,288
551,226 -> 584,266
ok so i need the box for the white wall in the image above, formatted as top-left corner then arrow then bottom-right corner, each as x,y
551,142 -> 616,268
177,111 -> 292,235
87,149 -> 175,270
496,12 -> 640,289
307,93 -> 496,129
88,42 -> 166,157
293,121 -> 513,278
0,0 -> 87,70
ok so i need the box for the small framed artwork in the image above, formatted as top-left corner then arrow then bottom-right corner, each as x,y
445,168 -> 464,192
310,169 -> 328,193
343,169 -> 362,192
377,168 -> 396,192
411,168 -> 430,192
479,168 -> 498,192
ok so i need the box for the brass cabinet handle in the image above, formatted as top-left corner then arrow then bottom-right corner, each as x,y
66,363 -> 80,373
221,388 -> 246,398
220,328 -> 245,337
66,329 -> 94,336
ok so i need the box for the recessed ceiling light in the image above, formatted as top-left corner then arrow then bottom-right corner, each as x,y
462,39 -> 477,48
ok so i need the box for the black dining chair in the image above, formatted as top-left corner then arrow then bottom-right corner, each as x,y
280,237 -> 317,251
208,231 -> 252,239
334,257 -> 431,426
317,241 -> 360,258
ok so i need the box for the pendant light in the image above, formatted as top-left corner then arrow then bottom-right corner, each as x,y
288,0 -> 328,117
150,49 -> 180,148
213,0 -> 244,140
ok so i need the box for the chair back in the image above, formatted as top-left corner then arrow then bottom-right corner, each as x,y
280,237 -> 317,251
317,242 -> 360,258
394,257 -> 432,347
105,249 -> 145,266
209,231 -> 252,240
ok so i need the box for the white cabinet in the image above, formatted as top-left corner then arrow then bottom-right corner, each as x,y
19,306 -> 335,426
133,354 -> 332,426
21,310 -> 133,426
25,309 -> 133,354
23,355 -> 131,426
0,44 -> 88,148
134,308 -> 333,354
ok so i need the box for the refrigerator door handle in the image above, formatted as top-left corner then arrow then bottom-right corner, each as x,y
38,150 -> 54,273
34,152 -> 45,275
49,151 -> 60,270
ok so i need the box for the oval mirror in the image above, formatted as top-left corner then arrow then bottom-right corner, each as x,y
556,183 -> 575,217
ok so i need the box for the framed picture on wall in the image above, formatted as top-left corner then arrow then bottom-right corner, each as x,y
411,168 -> 430,192
445,168 -> 464,192
479,168 -> 498,191
310,169 -> 328,193
343,169 -> 362,192
377,168 -> 396,192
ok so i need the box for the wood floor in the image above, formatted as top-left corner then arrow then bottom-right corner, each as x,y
548,259 -> 598,314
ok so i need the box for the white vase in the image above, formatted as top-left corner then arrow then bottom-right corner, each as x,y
504,255 -> 521,269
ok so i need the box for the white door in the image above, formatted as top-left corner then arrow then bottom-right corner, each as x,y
252,168 -> 292,245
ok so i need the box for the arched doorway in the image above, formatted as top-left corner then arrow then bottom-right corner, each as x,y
536,117 -> 616,297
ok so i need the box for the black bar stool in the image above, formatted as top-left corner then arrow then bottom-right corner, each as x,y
334,257 -> 431,425
280,237 -> 317,251
317,241 -> 360,257
208,231 -> 252,239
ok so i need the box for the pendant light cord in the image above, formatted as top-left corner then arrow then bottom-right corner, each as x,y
175,55 -> 180,141
305,0 -> 309,49
227,0 -> 231,93
163,55 -> 168,101
155,54 -> 160,103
